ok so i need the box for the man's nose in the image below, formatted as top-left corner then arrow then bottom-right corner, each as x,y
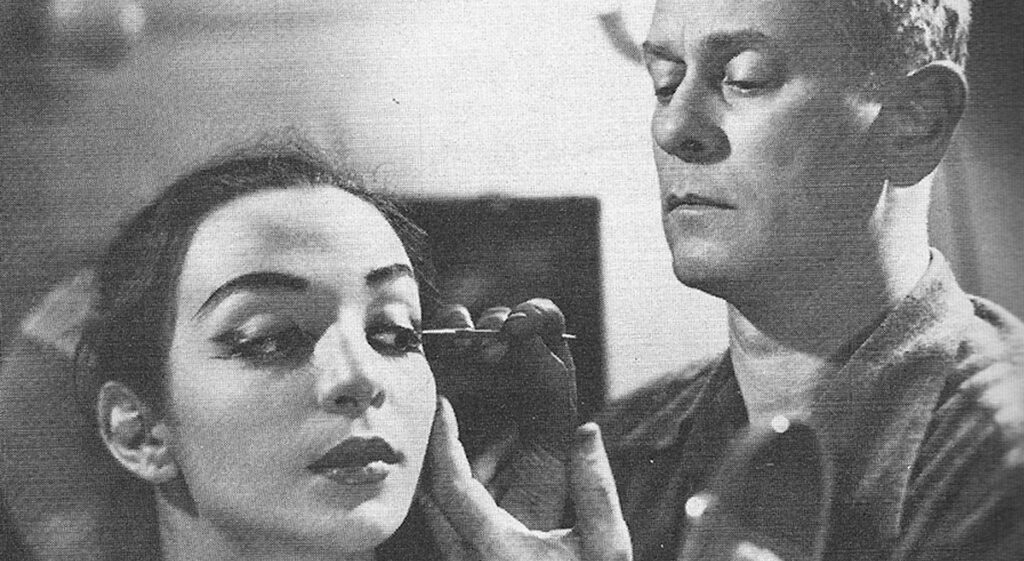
313,327 -> 386,417
651,82 -> 730,164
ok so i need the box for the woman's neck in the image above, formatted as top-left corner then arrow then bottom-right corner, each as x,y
156,494 -> 376,561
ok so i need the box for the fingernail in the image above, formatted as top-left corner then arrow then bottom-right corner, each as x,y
575,422 -> 600,444
439,305 -> 473,327
506,311 -> 528,322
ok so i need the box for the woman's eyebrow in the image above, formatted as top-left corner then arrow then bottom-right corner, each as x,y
192,271 -> 309,320
365,263 -> 415,288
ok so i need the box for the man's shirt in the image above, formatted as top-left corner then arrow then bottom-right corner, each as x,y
597,251 -> 1024,561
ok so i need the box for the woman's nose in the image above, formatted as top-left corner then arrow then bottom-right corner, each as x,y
651,82 -> 730,165
313,328 -> 386,417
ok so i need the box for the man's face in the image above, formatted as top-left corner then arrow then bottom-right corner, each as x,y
646,0 -> 882,298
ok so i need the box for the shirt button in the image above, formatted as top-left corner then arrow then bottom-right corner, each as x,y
684,492 -> 712,519
770,414 -> 791,434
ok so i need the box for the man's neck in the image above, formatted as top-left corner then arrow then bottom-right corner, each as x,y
727,215 -> 930,426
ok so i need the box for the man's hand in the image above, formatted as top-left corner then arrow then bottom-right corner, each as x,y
421,397 -> 632,561
426,298 -> 577,530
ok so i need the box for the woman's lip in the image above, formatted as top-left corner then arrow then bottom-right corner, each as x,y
311,462 -> 391,485
309,436 -> 405,472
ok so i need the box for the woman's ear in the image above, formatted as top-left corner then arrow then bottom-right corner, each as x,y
873,61 -> 967,187
96,381 -> 178,484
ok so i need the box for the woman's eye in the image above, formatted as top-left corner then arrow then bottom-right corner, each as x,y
367,325 -> 423,356
214,326 -> 316,366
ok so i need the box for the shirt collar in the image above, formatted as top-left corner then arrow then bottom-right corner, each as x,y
806,250 -> 980,519
613,250 -> 984,467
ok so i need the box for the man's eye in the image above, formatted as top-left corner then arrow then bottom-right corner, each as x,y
723,79 -> 769,94
367,325 -> 423,356
215,326 -> 316,366
722,50 -> 781,97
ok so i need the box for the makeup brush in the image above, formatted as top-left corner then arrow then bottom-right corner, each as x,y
421,328 -> 577,340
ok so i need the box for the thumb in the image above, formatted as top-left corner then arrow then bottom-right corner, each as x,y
428,397 -> 523,549
570,423 -> 632,561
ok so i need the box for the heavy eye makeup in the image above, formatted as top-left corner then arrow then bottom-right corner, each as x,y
366,305 -> 423,357
366,322 -> 423,356
210,313 -> 424,367
211,314 -> 318,367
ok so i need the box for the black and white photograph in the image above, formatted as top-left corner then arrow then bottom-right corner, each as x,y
2,1 -> 1021,560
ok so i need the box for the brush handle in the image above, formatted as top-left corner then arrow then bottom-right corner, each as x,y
421,328 -> 577,340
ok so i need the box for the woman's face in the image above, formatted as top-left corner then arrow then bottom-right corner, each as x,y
166,186 -> 435,553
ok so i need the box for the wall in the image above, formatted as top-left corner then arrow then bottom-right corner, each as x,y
2,0 -> 1020,400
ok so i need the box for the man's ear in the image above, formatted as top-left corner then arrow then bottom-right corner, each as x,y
874,61 -> 967,186
96,381 -> 178,484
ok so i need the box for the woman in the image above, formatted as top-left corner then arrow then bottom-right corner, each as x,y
77,137 -> 441,561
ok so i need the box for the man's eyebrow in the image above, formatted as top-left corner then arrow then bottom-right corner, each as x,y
366,263 -> 415,287
193,271 -> 309,320
643,30 -> 771,63
702,29 -> 770,53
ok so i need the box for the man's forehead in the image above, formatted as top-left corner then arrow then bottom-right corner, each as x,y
648,0 -> 834,47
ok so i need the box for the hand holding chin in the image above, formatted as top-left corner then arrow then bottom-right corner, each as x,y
421,397 -> 632,561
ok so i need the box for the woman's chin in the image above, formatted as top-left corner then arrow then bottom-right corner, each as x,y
232,506 -> 404,557
305,485 -> 415,548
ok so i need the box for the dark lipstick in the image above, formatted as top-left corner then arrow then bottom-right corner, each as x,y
309,437 -> 404,485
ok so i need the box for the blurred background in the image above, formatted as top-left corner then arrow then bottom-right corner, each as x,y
2,0 -> 1021,397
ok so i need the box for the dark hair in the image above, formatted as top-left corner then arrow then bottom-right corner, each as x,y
829,0 -> 971,89
76,134 -> 433,413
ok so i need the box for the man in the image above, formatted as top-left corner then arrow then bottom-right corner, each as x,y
426,0 -> 1021,560
593,0 -> 1023,559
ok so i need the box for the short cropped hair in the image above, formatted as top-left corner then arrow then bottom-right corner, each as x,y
831,0 -> 971,85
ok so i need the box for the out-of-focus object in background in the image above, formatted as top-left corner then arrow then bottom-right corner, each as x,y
48,0 -> 145,68
3,0 -> 145,70
679,419 -> 832,561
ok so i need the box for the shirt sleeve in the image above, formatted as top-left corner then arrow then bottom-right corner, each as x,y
892,365 -> 1024,561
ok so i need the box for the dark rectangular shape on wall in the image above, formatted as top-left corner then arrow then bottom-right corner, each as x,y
400,196 -> 605,421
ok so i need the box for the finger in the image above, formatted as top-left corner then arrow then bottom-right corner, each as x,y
428,397 -> 523,546
476,306 -> 512,330
510,336 -> 578,439
503,299 -> 573,367
570,423 -> 631,557
429,304 -> 478,356
419,494 -> 474,561
476,307 -> 512,362
436,304 -> 475,328
471,426 -> 518,490
503,298 -> 565,339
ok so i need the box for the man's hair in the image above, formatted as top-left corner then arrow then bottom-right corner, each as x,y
832,0 -> 971,84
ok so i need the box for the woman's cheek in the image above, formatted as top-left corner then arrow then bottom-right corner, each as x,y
396,361 -> 437,456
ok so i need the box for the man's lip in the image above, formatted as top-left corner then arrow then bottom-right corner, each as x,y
664,193 -> 736,212
308,436 -> 405,472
